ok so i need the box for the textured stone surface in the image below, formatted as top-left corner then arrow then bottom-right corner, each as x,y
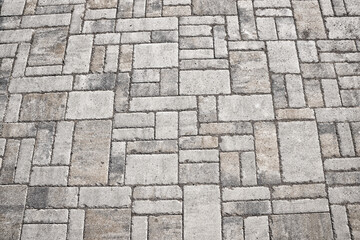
1,1 -> 360,239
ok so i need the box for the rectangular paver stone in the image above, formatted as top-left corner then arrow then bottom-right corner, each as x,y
20,93 -> 67,121
230,51 -> 270,94
134,43 -> 178,68
326,17 -> 360,39
126,154 -> 178,185
84,209 -> 130,240
278,121 -> 324,182
79,187 -> 131,207
63,35 -> 93,74
180,70 -> 230,95
218,95 -> 274,121
270,213 -> 333,240
69,120 -> 112,185
66,91 -> 114,119
184,185 -> 221,240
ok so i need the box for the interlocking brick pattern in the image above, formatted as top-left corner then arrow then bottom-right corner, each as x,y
0,0 -> 360,239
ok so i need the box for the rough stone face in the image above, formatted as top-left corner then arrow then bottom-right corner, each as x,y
193,0 -> 237,15
84,209 -> 131,240
230,51 -> 270,93
28,28 -> 67,66
326,17 -> 360,39
293,0 -> 326,39
278,121 -> 324,183
20,93 -> 67,121
69,120 -> 112,185
134,43 -> 178,68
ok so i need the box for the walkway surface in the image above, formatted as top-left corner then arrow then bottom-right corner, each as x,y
1,0 -> 360,239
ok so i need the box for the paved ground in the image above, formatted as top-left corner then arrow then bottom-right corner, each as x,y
0,0 -> 360,239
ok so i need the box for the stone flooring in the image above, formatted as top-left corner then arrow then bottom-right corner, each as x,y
0,0 -> 360,239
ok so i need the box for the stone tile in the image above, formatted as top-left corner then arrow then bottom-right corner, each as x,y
218,95 -> 274,121
348,205 -> 360,239
1,0 -> 26,15
254,122 -> 281,184
30,166 -> 68,186
117,17 -> 178,31
28,28 -> 67,66
21,224 -> 67,240
220,135 -> 254,152
329,186 -> 360,204
127,140 -> 178,154
74,74 -> 116,90
125,154 -> 178,185
133,186 -> 182,199
24,209 -> 68,223
69,120 -> 112,185
293,0 -> 326,39
200,122 -> 253,135
21,13 -> 71,27
26,187 -> 78,208
79,187 -> 131,207
133,200 -> 182,214
272,184 -> 327,199
149,215 -> 182,240
134,43 -> 178,68
192,0 -> 236,15
223,217 -> 244,240
267,41 -> 300,73
130,96 -> 196,111
184,185 -> 221,240
223,200 -> 271,216
0,140 -> 20,184
68,209 -> 85,240
84,209 -> 131,240
132,216 -> 147,240
229,51 -> 270,94
244,216 -> 269,240
9,76 -> 73,93
20,93 -> 67,121
326,17 -> 360,39
180,163 -> 219,184
278,121 -> 324,183
180,70 -> 231,95
270,213 -> 333,240
63,35 -> 93,74
66,91 -> 114,119
0,185 -> 27,240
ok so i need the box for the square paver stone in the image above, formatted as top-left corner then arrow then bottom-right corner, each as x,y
134,43 -> 178,68
28,28 -> 67,66
193,0 -> 237,15
66,91 -> 114,119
